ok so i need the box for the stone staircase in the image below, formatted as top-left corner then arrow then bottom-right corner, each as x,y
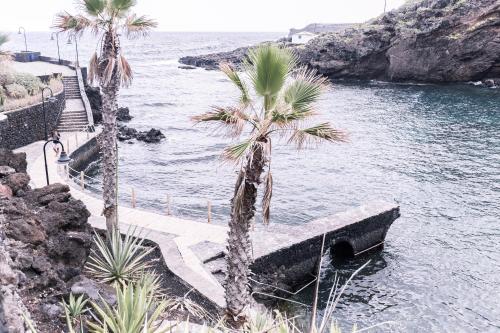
57,76 -> 89,133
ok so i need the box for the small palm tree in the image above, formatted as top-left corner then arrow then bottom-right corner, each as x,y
193,45 -> 346,322
54,0 -> 156,231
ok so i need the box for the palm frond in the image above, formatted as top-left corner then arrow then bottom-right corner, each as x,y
288,123 -> 347,149
192,106 -> 249,138
222,139 -> 255,161
284,67 -> 328,113
117,54 -> 132,87
232,169 -> 246,219
53,12 -> 92,34
102,56 -> 116,86
124,14 -> 157,38
109,0 -> 137,16
79,0 -> 106,17
220,63 -> 250,106
262,170 -> 273,225
246,45 -> 296,110
88,51 -> 99,84
0,33 -> 8,47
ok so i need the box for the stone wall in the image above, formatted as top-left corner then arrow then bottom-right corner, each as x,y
0,90 -> 65,150
68,136 -> 100,173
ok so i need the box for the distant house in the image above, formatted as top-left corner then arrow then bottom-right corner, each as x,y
291,31 -> 317,44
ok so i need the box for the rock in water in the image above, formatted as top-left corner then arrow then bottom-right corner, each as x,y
117,107 -> 133,121
118,125 -> 165,143
180,0 -> 500,83
136,128 -> 165,143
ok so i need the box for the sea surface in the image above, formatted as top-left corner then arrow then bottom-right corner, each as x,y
6,32 -> 500,332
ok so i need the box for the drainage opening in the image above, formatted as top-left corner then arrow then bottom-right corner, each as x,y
330,241 -> 354,260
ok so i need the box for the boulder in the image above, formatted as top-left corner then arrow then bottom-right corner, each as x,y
0,149 -> 27,173
5,172 -> 30,195
0,166 -> 15,177
0,184 -> 12,199
70,276 -> 116,305
117,107 -> 133,121
136,128 -> 165,143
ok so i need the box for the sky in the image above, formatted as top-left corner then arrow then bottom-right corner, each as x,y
0,0 -> 407,32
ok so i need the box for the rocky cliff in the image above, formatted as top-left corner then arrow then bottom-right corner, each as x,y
179,0 -> 500,83
0,149 -> 92,332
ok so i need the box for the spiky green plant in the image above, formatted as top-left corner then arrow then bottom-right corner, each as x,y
54,0 -> 157,231
62,293 -> 89,321
193,45 -> 346,321
87,275 -> 172,333
85,227 -> 155,285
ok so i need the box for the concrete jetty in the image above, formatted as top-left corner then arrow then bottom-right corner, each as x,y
13,58 -> 400,313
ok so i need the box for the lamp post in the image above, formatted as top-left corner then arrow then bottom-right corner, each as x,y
50,32 -> 61,64
67,33 -> 80,68
18,27 -> 27,52
43,140 -> 71,186
41,87 -> 56,141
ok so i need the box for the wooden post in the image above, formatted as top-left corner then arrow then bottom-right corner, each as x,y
80,171 -> 84,190
207,200 -> 212,223
66,139 -> 70,154
166,194 -> 171,216
75,133 -> 78,147
131,188 -> 136,208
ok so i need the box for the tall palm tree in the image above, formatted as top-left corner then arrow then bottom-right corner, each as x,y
54,0 -> 156,231
193,45 -> 347,322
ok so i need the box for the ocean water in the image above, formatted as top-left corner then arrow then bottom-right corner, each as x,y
5,32 -> 500,332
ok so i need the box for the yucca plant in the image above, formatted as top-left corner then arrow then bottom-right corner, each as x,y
62,293 -> 89,323
87,275 -> 171,333
54,0 -> 157,231
86,227 -> 155,285
193,45 -> 346,322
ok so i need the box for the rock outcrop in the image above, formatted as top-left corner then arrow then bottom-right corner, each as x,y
118,125 -> 166,143
0,150 -> 92,332
179,0 -> 500,83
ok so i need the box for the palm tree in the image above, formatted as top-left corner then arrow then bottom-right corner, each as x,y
193,45 -> 347,322
54,0 -> 156,231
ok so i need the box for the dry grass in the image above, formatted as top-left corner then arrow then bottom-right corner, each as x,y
1,78 -> 63,112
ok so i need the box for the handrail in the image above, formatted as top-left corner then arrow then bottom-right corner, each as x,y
75,66 -> 95,131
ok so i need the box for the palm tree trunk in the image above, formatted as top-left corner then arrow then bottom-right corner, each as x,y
98,31 -> 120,231
226,142 -> 267,322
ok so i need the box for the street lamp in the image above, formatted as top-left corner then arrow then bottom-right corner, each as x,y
50,32 -> 61,64
41,87 -> 56,141
67,33 -> 80,68
43,140 -> 71,186
18,27 -> 27,52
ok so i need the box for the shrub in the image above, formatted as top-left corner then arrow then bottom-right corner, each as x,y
13,72 -> 43,95
5,83 -> 28,99
0,67 -> 15,86
0,86 -> 5,106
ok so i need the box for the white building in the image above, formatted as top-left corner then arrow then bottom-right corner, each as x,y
291,31 -> 317,44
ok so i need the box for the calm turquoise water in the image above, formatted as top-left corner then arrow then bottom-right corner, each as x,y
6,32 -> 500,332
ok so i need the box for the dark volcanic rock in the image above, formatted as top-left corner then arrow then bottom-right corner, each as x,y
179,46 -> 252,70
117,107 -> 133,121
180,0 -> 500,83
118,125 -> 165,143
136,128 -> 165,143
0,149 -> 27,173
0,149 -> 93,331
85,85 -> 103,123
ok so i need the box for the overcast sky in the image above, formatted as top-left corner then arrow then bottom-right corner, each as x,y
0,0 -> 407,32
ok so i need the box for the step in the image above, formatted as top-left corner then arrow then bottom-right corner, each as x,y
59,119 -> 88,124
60,114 -> 87,119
